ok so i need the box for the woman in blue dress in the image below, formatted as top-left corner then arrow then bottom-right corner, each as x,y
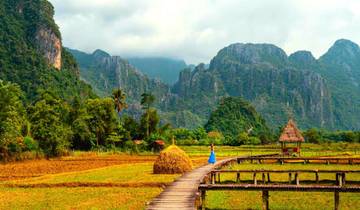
208,143 -> 216,164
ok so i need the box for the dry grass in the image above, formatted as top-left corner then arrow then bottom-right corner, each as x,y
0,154 -> 156,181
153,145 -> 193,174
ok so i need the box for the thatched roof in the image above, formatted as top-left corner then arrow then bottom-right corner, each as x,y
154,140 -> 165,145
133,140 -> 143,145
279,119 -> 304,142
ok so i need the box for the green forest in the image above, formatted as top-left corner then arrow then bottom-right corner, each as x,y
1,79 -> 359,161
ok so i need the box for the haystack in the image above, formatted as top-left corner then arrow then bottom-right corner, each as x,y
153,145 -> 193,174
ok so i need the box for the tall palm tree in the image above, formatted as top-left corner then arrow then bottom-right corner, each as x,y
112,89 -> 128,114
140,92 -> 155,111
141,92 -> 155,138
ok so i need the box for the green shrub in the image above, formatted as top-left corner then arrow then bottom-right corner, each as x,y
23,136 -> 38,151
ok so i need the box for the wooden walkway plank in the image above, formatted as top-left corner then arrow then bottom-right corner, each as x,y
146,158 -> 235,210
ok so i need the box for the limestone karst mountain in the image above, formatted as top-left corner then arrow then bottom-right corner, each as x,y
71,40 -> 360,130
0,0 -> 95,101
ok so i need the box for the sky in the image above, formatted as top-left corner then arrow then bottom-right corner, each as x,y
49,0 -> 360,64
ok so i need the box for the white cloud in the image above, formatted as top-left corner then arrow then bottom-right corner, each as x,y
49,0 -> 360,64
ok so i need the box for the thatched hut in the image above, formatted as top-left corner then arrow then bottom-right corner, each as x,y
153,145 -> 193,174
279,119 -> 304,156
152,140 -> 165,152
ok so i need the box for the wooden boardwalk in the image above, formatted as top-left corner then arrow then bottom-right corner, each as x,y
146,158 -> 232,210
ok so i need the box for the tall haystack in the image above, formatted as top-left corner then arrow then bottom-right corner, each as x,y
153,145 -> 193,174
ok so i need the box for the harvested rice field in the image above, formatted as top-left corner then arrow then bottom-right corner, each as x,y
1,144 -> 360,210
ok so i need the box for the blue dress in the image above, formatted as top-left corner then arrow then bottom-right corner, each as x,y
208,150 -> 216,164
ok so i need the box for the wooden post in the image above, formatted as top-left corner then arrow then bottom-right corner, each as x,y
253,173 -> 257,185
201,190 -> 206,210
288,173 -> 292,184
295,173 -> 299,185
315,172 -> 319,184
236,172 -> 240,183
211,172 -> 215,184
262,173 -> 266,184
267,173 -> 271,183
334,191 -> 339,210
336,173 -> 340,186
218,172 -> 221,183
262,190 -> 269,210
342,173 -> 346,186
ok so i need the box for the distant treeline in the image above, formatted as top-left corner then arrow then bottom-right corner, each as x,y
1,79 -> 359,161
0,80 -> 175,161
303,128 -> 360,144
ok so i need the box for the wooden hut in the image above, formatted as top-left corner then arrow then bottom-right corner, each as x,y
152,140 -> 165,152
279,119 -> 304,156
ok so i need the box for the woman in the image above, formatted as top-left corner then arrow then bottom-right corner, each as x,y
208,143 -> 216,164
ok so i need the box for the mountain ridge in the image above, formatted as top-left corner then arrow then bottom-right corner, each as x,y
70,39 -> 360,130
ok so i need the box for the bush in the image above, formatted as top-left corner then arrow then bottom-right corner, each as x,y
23,136 -> 38,151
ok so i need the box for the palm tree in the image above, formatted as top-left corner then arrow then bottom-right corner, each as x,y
141,92 -> 155,138
112,89 -> 128,114
140,92 -> 155,111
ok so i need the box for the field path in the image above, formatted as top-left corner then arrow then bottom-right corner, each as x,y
146,158 -> 234,210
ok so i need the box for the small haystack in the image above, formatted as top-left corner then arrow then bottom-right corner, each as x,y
153,145 -> 193,174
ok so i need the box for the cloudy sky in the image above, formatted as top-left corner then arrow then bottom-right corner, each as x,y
49,0 -> 360,64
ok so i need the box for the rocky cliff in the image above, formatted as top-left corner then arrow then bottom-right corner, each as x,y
171,43 -> 334,129
317,39 -> 360,129
0,0 -> 94,101
68,49 -> 170,103
70,40 -> 360,130
35,26 -> 62,70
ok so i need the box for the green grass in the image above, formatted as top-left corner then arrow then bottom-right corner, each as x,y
0,187 -> 161,210
180,143 -> 360,157
205,163 -> 360,209
205,191 -> 360,210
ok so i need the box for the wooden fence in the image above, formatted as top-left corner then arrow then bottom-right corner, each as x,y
206,169 -> 360,186
198,184 -> 360,210
198,169 -> 360,210
235,157 -> 360,165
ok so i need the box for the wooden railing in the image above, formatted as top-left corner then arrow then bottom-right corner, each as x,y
206,169 -> 360,186
235,157 -> 360,165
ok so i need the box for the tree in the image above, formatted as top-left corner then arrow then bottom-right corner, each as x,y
122,115 -> 140,141
28,91 -> 71,157
304,128 -> 322,144
112,88 -> 128,114
193,127 -> 208,140
85,98 -> 119,148
140,108 -> 159,139
71,107 -> 95,150
141,93 -> 155,138
0,80 -> 26,160
237,132 -> 250,145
